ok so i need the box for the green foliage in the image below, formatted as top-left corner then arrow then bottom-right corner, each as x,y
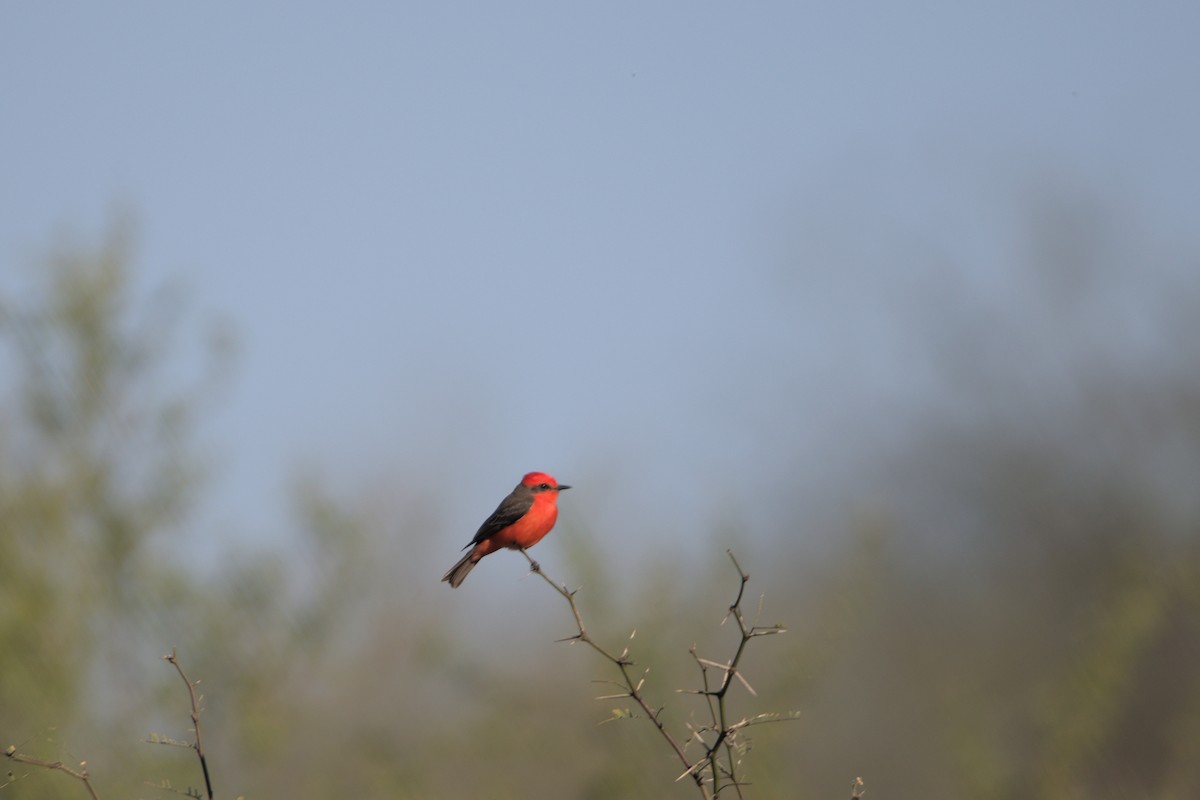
0,224 -> 229,799
1,226 -> 185,731
3,200 -> 1200,800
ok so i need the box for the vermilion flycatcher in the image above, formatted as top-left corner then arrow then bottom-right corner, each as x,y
441,471 -> 570,588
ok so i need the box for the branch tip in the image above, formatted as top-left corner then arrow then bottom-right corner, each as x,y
528,548 -> 784,800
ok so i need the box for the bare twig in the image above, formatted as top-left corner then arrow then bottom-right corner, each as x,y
5,744 -> 101,800
143,777 -> 208,798
520,549 -> 709,798
162,649 -> 214,800
685,550 -> 789,797
522,548 -> 790,799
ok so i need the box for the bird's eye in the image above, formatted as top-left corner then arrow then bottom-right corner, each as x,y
539,483 -> 551,490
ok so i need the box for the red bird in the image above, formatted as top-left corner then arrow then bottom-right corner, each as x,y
441,471 -> 571,588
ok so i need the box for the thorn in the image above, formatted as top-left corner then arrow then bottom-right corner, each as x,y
734,669 -> 758,697
675,760 -> 705,782
697,657 -> 730,671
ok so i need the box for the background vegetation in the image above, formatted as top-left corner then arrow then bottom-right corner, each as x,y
3,193 -> 1199,800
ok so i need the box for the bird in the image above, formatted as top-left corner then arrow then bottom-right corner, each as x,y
441,471 -> 571,588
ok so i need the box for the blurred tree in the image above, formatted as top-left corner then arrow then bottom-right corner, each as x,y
761,185 -> 1200,800
7,181 -> 1200,800
0,222 -> 226,797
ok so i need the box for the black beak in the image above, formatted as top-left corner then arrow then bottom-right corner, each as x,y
557,484 -> 572,491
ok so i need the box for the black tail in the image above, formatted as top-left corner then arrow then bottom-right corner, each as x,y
441,552 -> 477,588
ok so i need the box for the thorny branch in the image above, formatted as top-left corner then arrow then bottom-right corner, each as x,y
3,651 -> 218,800
162,649 -> 214,800
521,548 -> 790,799
520,548 -> 701,793
4,744 -> 101,800
681,550 -> 790,797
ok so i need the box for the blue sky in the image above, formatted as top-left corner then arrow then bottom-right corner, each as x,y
3,3 -> 1198,565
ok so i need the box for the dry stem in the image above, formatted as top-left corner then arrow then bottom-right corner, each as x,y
4,744 -> 101,800
521,548 -> 789,799
162,649 -> 214,800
